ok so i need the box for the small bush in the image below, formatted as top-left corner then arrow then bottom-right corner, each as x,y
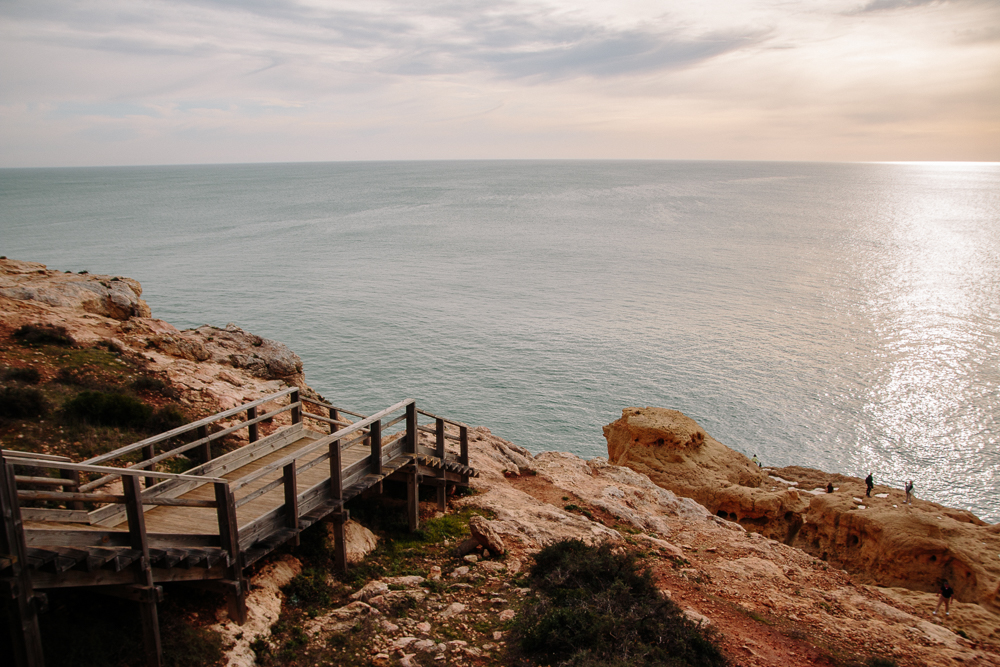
13,324 -> 75,347
282,568 -> 332,610
149,405 -> 187,433
865,658 -> 899,667
0,386 -> 50,419
131,376 -> 168,394
512,539 -> 728,667
61,391 -> 152,429
5,367 -> 42,384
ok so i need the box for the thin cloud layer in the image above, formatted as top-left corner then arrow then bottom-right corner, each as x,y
0,0 -> 998,165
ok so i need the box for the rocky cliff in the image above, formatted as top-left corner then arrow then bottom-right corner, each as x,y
3,259 -> 999,667
605,407 -> 1000,616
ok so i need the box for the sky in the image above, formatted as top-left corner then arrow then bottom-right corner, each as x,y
1,0 -> 998,167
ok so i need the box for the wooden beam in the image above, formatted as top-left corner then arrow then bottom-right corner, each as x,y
0,457 -> 46,667
122,475 -> 162,667
214,483 -> 246,625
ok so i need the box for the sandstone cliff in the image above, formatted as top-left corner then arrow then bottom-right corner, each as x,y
605,407 -> 1000,616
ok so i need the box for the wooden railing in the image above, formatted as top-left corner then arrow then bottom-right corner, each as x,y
2,390 -> 477,667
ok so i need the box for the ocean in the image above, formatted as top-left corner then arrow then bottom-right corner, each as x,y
2,160 -> 998,523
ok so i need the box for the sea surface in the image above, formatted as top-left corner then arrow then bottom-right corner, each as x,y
2,160 -> 998,523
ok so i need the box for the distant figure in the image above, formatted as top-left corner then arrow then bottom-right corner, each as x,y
865,473 -> 874,497
751,454 -> 761,467
905,480 -> 914,504
827,481 -> 834,494
934,579 -> 954,616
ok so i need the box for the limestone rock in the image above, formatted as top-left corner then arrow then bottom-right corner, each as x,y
0,259 -> 151,320
469,515 -> 505,555
604,406 -> 1000,613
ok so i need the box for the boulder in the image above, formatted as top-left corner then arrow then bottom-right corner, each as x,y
469,515 -> 505,555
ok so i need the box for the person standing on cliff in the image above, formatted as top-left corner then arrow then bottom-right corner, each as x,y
905,480 -> 914,504
934,580 -> 954,616
865,473 -> 874,497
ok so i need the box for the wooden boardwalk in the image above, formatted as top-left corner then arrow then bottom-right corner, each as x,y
1,388 -> 477,667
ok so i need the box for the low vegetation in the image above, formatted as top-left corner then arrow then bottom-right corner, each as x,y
510,539 -> 729,667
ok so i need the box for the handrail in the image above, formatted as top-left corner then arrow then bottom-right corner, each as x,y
300,396 -> 366,420
230,398 -> 414,493
83,387 -> 297,465
78,401 -> 294,492
1,455 -> 227,485
417,408 -> 468,429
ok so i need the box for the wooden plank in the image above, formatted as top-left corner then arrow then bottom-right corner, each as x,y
20,508 -> 91,523
25,530 -> 220,549
89,424 -> 306,526
29,563 -> 230,589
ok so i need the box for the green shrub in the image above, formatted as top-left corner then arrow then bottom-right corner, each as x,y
131,376 -> 168,394
282,568 -> 332,610
865,658 -> 899,667
0,386 -> 50,419
14,324 -> 75,347
61,391 -> 152,429
512,539 -> 728,667
149,405 -> 187,433
4,366 -> 42,384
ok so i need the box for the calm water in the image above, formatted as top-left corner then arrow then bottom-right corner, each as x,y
2,160 -> 998,523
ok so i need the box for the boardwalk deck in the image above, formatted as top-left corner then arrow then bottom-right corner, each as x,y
1,389 -> 476,667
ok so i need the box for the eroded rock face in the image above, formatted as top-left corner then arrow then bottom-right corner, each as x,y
0,258 -> 311,417
604,407 -> 1000,612
0,259 -> 151,320
604,407 -> 806,544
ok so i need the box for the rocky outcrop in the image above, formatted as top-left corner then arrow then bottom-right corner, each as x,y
0,258 -> 309,416
0,259 -> 151,320
604,407 -> 1000,613
604,407 -> 807,543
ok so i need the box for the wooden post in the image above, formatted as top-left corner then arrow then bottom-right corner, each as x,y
122,475 -> 162,667
214,482 -> 247,625
405,402 -> 417,455
407,471 -> 420,532
435,418 -> 447,511
331,510 -> 349,573
283,462 -> 299,546
290,389 -> 301,425
247,406 -> 258,443
369,419 -> 382,476
460,425 -> 469,485
329,406 -> 342,503
60,467 -> 85,511
197,425 -> 210,466
142,444 -> 156,489
0,456 -> 46,667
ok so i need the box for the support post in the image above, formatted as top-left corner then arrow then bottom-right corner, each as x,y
141,444 -> 156,489
197,425 -> 210,466
247,406 -> 258,443
330,510 -> 349,573
0,455 -> 46,667
329,405 -> 342,504
407,471 -> 420,532
435,418 -> 447,511
369,419 -> 382,476
290,389 -> 301,425
405,402 -> 417,455
283,462 -> 299,547
122,475 -> 162,667
214,482 -> 246,625
460,425 -> 470,485
60,467 -> 85,511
